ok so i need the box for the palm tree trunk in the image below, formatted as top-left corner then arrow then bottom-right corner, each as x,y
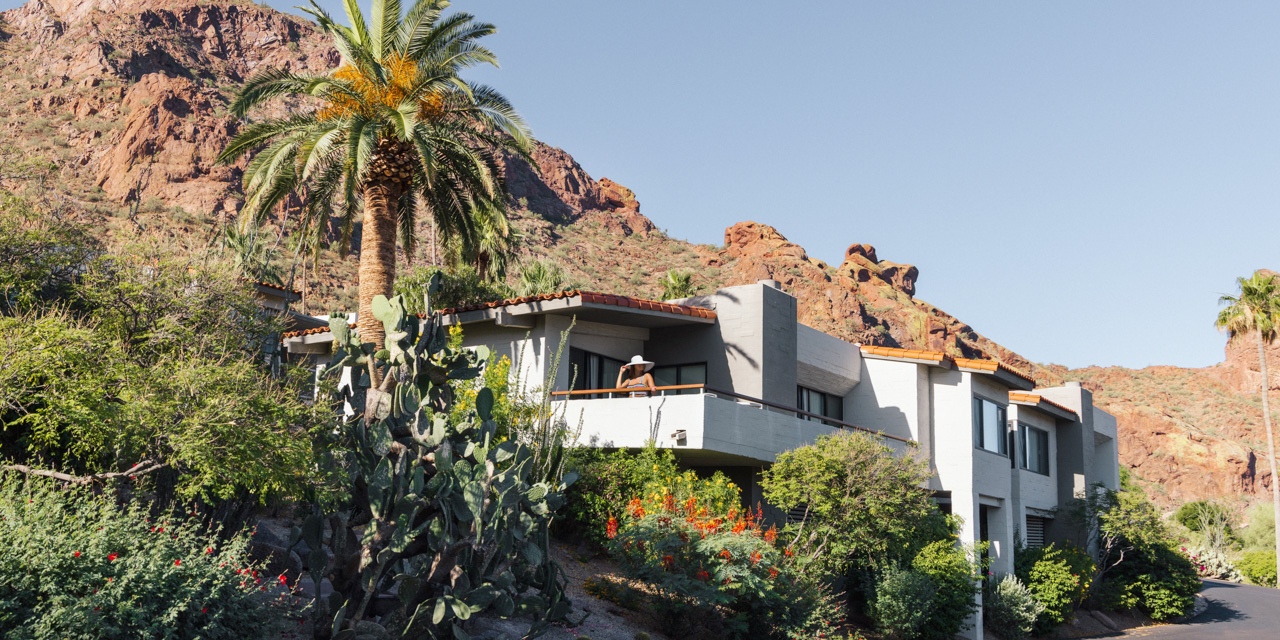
357,178 -> 402,356
1258,331 -> 1280,589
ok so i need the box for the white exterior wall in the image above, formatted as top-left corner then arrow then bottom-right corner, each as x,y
1011,408 -> 1058,513
559,393 -> 904,463
1092,407 -> 1120,491
847,359 -> 927,447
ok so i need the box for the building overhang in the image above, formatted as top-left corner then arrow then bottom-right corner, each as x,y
1008,392 -> 1078,421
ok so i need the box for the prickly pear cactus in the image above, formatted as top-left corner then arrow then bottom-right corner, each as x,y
298,282 -> 578,639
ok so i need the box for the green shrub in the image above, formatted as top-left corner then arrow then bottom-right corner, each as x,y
910,540 -> 981,639
1241,503 -> 1276,551
1239,550 -> 1277,587
760,431 -> 950,576
1015,544 -> 1094,635
608,495 -> 842,639
1174,500 -> 1232,534
562,443 -> 680,546
1098,541 -> 1198,621
869,565 -> 934,640
982,574 -> 1043,640
0,474 -> 296,639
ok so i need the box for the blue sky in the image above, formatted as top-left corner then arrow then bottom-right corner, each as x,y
11,1 -> 1279,370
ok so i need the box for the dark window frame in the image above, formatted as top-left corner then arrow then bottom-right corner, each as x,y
797,385 -> 844,426
1020,424 -> 1051,475
651,362 -> 708,395
973,396 -> 1009,456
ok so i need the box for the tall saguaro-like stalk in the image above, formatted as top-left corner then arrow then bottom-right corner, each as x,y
1217,271 -> 1280,588
217,0 -> 531,354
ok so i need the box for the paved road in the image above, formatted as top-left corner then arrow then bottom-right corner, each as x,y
1119,579 -> 1280,639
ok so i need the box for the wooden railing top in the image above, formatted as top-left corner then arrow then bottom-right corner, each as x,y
550,383 -> 913,444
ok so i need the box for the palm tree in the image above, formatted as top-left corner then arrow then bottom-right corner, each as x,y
439,202 -> 522,281
217,225 -> 285,285
515,259 -> 566,298
1217,270 -> 1280,588
216,0 -> 531,351
660,269 -> 697,300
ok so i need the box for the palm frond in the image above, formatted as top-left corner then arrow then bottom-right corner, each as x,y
228,68 -> 329,118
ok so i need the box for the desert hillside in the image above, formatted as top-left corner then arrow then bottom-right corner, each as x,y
1,0 -> 1273,513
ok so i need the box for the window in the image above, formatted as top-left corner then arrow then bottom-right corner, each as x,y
567,347 -> 625,392
973,396 -> 1008,455
797,386 -> 844,425
1021,425 -> 1050,475
651,363 -> 707,395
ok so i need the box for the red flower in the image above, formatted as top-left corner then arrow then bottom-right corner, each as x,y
661,555 -> 675,571
206,547 -> 213,554
107,553 -> 118,562
696,570 -> 711,581
73,551 -> 80,558
174,560 -> 181,566
278,574 -> 289,586
749,551 -> 762,566
606,516 -> 618,540
769,568 -> 779,579
202,607 -> 207,613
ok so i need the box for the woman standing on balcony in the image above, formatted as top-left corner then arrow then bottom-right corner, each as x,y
617,356 -> 658,397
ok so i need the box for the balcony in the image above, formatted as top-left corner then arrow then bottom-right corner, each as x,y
552,385 -> 912,465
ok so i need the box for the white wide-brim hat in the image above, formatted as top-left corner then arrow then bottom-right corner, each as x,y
627,355 -> 655,372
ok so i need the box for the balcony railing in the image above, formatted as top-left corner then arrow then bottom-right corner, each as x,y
551,384 -> 912,444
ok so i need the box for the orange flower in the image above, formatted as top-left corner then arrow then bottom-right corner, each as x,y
662,495 -> 676,513
764,526 -> 777,543
768,568 -> 779,580
719,549 -> 732,560
749,551 -> 762,566
732,520 -> 748,534
606,516 -> 618,540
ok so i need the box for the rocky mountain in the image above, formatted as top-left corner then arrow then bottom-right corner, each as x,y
1,0 -> 1274,514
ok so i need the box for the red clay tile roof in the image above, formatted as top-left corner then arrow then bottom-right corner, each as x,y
953,358 -> 1037,386
1008,392 -> 1077,418
859,345 -> 1036,386
281,322 -> 356,340
859,345 -> 948,362
241,277 -> 301,296
438,290 -> 717,319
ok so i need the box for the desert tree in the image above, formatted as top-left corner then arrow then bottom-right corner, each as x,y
1217,270 -> 1280,587
217,0 -> 531,352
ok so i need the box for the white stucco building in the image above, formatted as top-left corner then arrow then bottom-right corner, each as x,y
282,280 -> 1120,638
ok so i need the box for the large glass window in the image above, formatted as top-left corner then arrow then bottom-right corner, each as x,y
567,347 -> 625,392
973,396 -> 1008,455
651,363 -> 707,395
797,386 -> 844,425
1021,425 -> 1050,475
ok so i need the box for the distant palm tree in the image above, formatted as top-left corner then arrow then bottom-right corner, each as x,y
440,203 -> 522,281
218,225 -> 285,285
515,259 -> 566,298
1217,270 -> 1280,588
660,269 -> 697,300
216,0 -> 530,351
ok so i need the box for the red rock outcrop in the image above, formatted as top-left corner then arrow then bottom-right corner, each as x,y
0,0 -> 1273,514
95,73 -> 240,216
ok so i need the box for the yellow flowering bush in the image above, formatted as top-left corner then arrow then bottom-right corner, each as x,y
638,468 -> 741,519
